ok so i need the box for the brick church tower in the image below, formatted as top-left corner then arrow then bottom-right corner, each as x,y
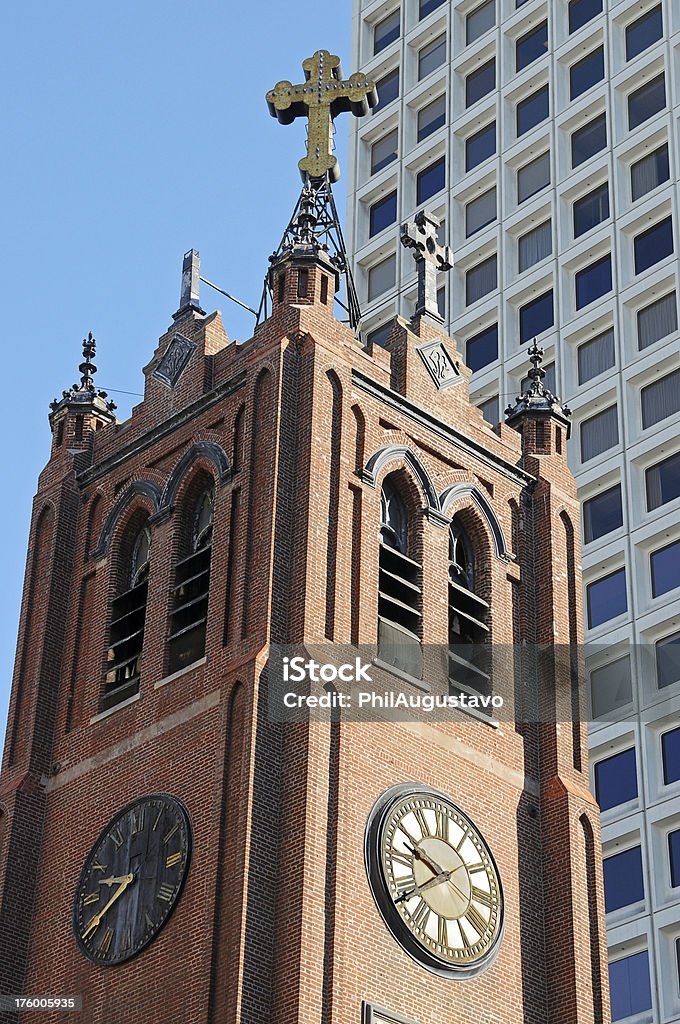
0,66 -> 610,1024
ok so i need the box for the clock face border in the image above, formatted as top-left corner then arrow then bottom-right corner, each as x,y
72,793 -> 192,966
364,782 -> 505,980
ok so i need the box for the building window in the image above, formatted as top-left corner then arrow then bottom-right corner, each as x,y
590,656 -> 633,718
466,122 -> 495,171
518,221 -> 552,272
657,632 -> 680,689
517,84 -> 549,136
638,292 -> 677,350
570,46 -> 604,100
466,58 -> 495,107
603,846 -> 644,912
368,254 -> 396,301
369,191 -> 398,237
651,538 -> 680,598
572,113 -> 606,167
516,21 -> 548,72
417,94 -> 446,142
519,290 -> 554,343
573,183 -> 609,237
577,328 -> 615,384
374,68 -> 400,113
517,151 -> 550,203
466,324 -> 498,372
594,747 -> 637,810
575,254 -> 612,309
378,478 -> 422,679
367,322 -> 392,349
587,567 -> 627,628
416,157 -> 445,204
520,362 -> 555,396
568,0 -> 602,34
641,368 -> 680,429
634,216 -> 673,275
478,395 -> 499,425
466,254 -> 497,305
419,0 -> 445,18
662,726 -> 680,783
647,452 -> 680,511
631,143 -> 670,201
628,74 -> 666,130
448,519 -> 490,696
466,187 -> 496,237
626,5 -> 663,61
371,130 -> 399,175
669,829 -> 680,886
374,9 -> 400,55
584,484 -> 623,543
609,951 -> 652,1022
103,521 -> 151,711
466,0 -> 495,44
168,485 -> 213,675
418,34 -> 446,80
581,405 -> 618,461
437,286 -> 445,319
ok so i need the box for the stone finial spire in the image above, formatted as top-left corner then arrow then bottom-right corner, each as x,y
174,249 -> 205,320
49,332 -> 117,435
505,339 -> 572,437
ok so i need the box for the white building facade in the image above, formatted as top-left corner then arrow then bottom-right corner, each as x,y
347,1 -> 680,1020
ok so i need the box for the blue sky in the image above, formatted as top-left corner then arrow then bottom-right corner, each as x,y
0,2 -> 351,750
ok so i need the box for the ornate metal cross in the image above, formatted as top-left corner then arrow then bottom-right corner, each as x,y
401,210 -> 453,322
267,49 -> 377,182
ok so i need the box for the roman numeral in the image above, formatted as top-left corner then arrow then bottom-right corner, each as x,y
82,892 -> 100,906
394,872 -> 416,896
163,823 -> 179,845
465,904 -> 488,937
145,912 -> 156,931
438,916 -> 448,947
411,899 -> 430,931
152,809 -> 163,831
121,927 -> 132,951
92,862 -> 107,873
434,809 -> 449,841
467,862 -> 486,874
471,885 -> 494,908
166,851 -> 182,869
130,807 -> 145,835
458,920 -> 471,951
98,928 -> 114,958
455,829 -> 469,853
157,884 -> 175,903
413,807 -> 431,838
110,827 -> 125,849
389,849 -> 414,870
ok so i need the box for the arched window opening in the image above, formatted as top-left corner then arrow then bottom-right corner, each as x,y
168,484 -> 214,674
448,519 -> 490,696
378,478 -> 422,679
103,521 -> 151,711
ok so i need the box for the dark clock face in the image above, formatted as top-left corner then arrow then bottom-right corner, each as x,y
365,783 -> 504,979
73,794 -> 191,965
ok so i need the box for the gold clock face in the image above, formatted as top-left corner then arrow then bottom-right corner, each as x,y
365,784 -> 504,978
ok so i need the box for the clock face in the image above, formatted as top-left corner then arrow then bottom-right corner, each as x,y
365,784 -> 504,979
73,794 -> 191,965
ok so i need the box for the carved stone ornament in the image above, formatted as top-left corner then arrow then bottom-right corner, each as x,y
153,333 -> 196,388
416,338 -> 461,391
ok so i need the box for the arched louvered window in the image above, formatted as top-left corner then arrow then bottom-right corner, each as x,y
378,477 -> 423,679
104,521 -> 151,710
168,485 -> 214,674
448,519 -> 490,695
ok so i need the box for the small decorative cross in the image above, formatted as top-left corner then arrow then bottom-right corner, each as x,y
267,50 -> 377,182
401,210 -> 452,321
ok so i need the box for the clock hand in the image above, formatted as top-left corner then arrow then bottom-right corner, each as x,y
395,869 -> 454,904
404,843 -> 447,878
99,874 -> 135,887
82,873 -> 134,939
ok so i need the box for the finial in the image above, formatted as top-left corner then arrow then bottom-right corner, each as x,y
174,249 -> 205,319
504,338 -> 572,434
401,210 -> 452,322
267,49 -> 378,183
79,332 -> 97,391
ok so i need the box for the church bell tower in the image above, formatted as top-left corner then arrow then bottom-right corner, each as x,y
0,49 -> 610,1024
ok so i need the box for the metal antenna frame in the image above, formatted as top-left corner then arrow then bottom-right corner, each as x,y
256,173 -> 363,335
